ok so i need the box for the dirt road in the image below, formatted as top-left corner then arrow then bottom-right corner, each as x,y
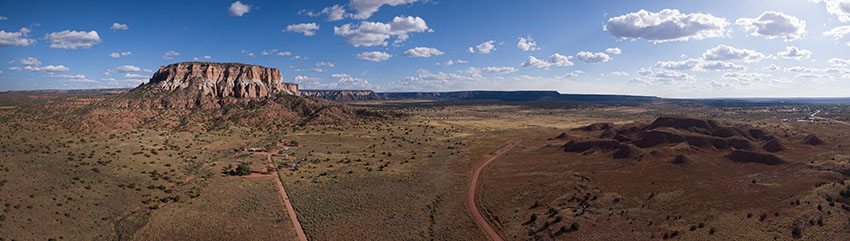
265,150 -> 308,241
811,110 -> 850,126
466,138 -> 522,241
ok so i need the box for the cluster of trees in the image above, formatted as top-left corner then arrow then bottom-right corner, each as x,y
224,163 -> 252,176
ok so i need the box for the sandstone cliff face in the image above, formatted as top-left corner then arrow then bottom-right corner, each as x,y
145,62 -> 299,98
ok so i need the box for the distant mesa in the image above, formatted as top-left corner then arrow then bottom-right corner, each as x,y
303,90 -> 660,102
300,90 -> 380,101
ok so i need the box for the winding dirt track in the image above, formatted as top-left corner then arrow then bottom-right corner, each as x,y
811,110 -> 850,126
467,138 -> 522,241
265,150 -> 308,241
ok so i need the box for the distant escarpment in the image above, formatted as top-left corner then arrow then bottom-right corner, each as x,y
300,90 -> 660,102
300,90 -> 382,101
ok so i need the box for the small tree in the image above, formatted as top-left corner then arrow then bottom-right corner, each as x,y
570,222 -> 579,231
235,163 -> 251,176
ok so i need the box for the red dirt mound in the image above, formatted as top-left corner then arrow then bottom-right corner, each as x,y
727,136 -> 754,150
634,129 -> 731,149
600,128 -> 617,138
612,144 -> 645,159
802,134 -> 824,146
748,128 -> 769,140
563,139 -> 624,152
555,132 -> 570,139
613,134 -> 633,143
725,150 -> 786,165
671,155 -> 691,164
573,122 -> 614,131
648,116 -> 720,134
762,139 -> 786,153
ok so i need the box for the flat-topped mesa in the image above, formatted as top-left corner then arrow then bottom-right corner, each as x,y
145,62 -> 298,98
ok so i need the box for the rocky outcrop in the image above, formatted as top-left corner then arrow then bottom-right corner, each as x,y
143,62 -> 298,98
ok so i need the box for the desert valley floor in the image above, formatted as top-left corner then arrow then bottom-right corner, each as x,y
1,92 -> 849,241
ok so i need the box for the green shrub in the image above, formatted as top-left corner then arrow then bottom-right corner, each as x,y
235,163 -> 251,176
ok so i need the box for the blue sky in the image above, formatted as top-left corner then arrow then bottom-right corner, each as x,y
1,0 -> 850,97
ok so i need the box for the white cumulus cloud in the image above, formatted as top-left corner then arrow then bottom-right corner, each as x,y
110,23 -> 128,30
517,36 -> 539,51
46,30 -> 101,49
736,11 -> 806,41
349,0 -> 421,19
0,28 -> 36,47
810,0 -> 850,22
468,40 -> 496,54
109,65 -> 141,73
481,66 -> 518,74
521,56 -> 551,69
830,58 -> 850,66
333,16 -> 430,47
824,25 -> 850,39
316,61 -> 335,67
124,73 -> 147,79
655,58 -> 746,71
19,57 -> 41,66
403,47 -> 444,57
702,44 -> 766,63
577,51 -> 611,64
229,1 -> 251,17
357,51 -> 392,62
605,9 -> 729,43
522,53 -> 574,69
25,65 -> 69,73
548,53 -> 574,67
763,64 -> 780,71
776,46 -> 811,60
47,74 -> 95,83
109,51 -> 132,59
605,48 -> 622,55
285,23 -> 319,36
162,51 -> 180,60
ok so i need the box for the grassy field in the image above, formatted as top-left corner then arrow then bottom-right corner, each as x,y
1,95 -> 848,240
